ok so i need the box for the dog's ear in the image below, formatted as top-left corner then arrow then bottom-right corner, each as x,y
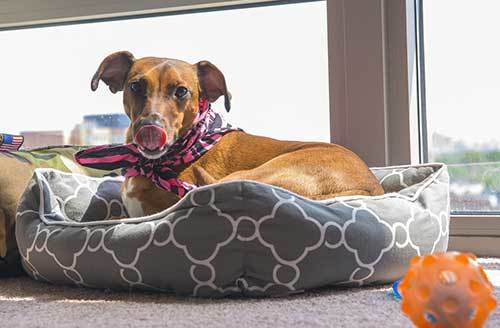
91,51 -> 135,93
195,61 -> 231,112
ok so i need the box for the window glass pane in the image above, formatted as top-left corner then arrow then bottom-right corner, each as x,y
0,1 -> 328,148
423,0 -> 500,212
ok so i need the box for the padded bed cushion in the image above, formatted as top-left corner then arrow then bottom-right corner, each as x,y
15,163 -> 449,297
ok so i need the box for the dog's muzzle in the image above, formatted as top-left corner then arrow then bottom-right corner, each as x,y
134,125 -> 168,152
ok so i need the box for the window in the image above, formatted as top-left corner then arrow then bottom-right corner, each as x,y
0,1 -> 328,148
422,0 -> 500,213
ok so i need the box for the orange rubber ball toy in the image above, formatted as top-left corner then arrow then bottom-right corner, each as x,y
399,252 -> 497,328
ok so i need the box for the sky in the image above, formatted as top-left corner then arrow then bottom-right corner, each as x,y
0,1 -> 330,142
424,0 -> 500,146
0,0 -> 499,148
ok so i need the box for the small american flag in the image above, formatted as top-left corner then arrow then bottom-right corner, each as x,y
0,133 -> 24,151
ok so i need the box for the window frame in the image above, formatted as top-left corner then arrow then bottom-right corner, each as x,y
327,0 -> 500,256
0,0 -> 319,29
2,0 -> 499,255
416,0 -> 500,254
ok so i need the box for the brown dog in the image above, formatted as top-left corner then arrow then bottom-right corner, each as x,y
90,51 -> 384,217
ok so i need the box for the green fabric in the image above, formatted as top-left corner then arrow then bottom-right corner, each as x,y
0,145 -> 113,276
5,146 -> 112,175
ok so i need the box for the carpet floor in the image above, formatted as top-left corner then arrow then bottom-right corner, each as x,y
1,259 -> 499,328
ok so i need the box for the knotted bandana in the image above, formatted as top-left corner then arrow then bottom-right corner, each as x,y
75,98 -> 240,198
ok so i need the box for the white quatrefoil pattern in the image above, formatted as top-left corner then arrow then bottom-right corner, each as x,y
15,164 -> 450,297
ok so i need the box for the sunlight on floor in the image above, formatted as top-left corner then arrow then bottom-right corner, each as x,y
486,270 -> 500,287
55,299 -> 110,304
0,296 -> 35,302
479,258 -> 500,287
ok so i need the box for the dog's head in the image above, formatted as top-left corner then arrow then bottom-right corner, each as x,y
91,51 -> 231,158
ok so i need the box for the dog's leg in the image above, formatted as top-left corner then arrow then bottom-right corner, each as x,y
192,166 -> 217,186
122,176 -> 180,217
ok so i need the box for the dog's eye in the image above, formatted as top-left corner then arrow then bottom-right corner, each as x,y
175,86 -> 189,99
129,81 -> 144,95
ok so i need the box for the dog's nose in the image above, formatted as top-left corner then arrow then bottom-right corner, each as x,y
138,115 -> 163,128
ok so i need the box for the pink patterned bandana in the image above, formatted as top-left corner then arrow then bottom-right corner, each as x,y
75,98 -> 240,198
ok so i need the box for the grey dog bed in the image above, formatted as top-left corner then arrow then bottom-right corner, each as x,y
15,163 -> 449,297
